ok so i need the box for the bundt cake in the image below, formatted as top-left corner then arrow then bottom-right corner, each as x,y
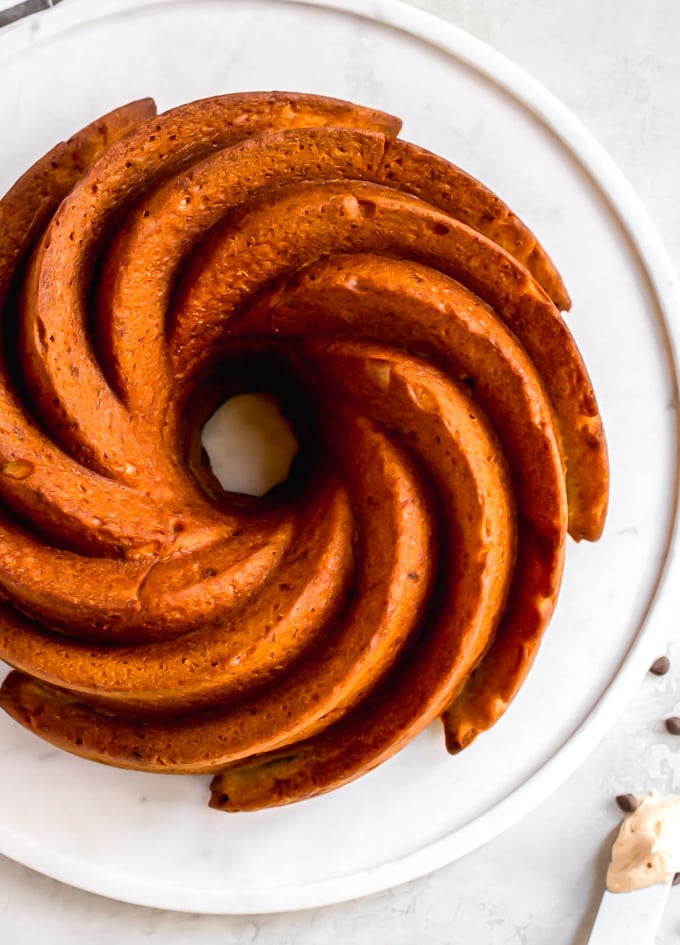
0,92 -> 608,811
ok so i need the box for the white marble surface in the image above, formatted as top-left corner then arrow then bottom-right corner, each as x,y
0,0 -> 679,941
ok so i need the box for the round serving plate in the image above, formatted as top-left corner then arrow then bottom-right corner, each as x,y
0,0 -> 679,915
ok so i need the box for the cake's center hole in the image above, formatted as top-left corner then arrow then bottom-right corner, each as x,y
201,392 -> 299,497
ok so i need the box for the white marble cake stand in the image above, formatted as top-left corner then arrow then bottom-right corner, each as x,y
0,0 -> 678,916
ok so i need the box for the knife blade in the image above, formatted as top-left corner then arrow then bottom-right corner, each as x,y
586,880 -> 673,945
0,0 -> 64,30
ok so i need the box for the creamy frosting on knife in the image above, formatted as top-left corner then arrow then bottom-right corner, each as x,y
607,793 -> 680,892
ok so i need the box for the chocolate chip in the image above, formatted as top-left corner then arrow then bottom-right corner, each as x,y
665,717 -> 680,735
650,656 -> 671,676
615,793 -> 639,813
673,873 -> 680,886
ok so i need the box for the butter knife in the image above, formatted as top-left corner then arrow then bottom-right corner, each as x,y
587,880 -> 673,945
0,0 -> 64,29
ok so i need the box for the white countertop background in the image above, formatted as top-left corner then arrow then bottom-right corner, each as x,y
0,0 -> 679,942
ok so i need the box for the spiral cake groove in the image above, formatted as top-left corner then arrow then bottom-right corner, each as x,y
0,93 -> 608,810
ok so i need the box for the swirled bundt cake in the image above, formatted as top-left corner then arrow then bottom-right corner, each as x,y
0,92 -> 608,811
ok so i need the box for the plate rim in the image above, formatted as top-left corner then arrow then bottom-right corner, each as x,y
1,0 -> 680,914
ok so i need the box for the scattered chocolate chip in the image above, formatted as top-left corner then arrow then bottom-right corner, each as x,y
673,872 -> 680,886
650,656 -> 671,676
615,793 -> 639,813
665,717 -> 680,735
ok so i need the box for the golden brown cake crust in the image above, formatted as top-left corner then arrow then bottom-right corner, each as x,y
0,92 -> 608,810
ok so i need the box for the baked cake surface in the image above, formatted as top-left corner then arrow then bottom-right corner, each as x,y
0,92 -> 608,810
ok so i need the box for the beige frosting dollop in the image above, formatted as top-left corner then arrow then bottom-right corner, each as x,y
607,793 -> 680,892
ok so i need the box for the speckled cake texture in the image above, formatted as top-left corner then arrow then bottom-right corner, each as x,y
0,92 -> 608,810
